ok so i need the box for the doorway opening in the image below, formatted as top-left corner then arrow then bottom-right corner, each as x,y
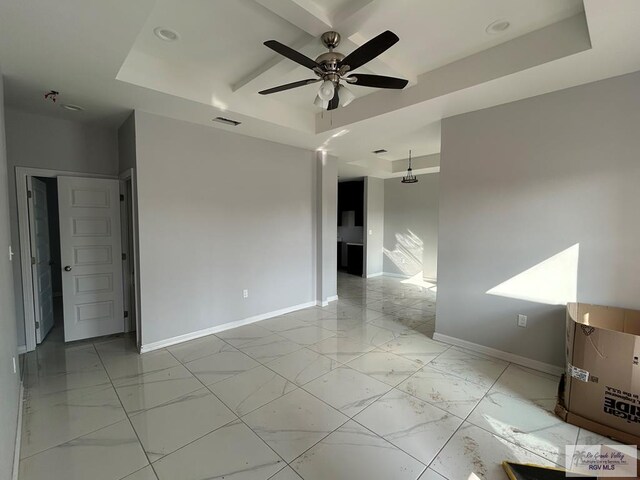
17,167 -> 139,352
28,177 -> 63,346
337,179 -> 365,277
120,174 -> 138,339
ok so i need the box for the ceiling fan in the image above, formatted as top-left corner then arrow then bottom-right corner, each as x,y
258,30 -> 408,110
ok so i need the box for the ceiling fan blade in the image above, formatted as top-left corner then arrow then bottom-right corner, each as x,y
264,40 -> 321,70
347,74 -> 408,89
328,88 -> 339,110
339,30 -> 399,72
259,78 -> 320,95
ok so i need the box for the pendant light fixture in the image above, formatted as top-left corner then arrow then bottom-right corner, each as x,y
401,150 -> 418,184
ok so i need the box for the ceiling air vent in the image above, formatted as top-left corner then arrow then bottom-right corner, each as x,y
372,149 -> 387,154
212,117 -> 241,127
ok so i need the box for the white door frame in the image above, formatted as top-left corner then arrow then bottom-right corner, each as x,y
16,166 -> 130,351
119,168 -> 142,349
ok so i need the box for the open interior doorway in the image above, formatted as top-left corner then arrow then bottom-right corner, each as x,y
29,177 -> 63,346
17,167 -> 138,352
337,179 -> 364,277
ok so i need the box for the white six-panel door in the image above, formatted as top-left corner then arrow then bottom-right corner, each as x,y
58,176 -> 124,342
29,177 -> 55,343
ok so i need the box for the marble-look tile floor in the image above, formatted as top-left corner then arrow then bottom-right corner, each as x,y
19,273 -> 608,480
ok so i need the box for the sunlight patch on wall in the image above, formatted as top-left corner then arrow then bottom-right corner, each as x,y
486,244 -> 579,305
383,230 -> 423,276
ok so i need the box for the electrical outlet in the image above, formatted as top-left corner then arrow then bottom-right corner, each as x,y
243,289 -> 249,299
12,357 -> 16,374
369,230 -> 373,235
517,314 -> 527,328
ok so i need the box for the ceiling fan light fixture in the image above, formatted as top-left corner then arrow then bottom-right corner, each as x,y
318,80 -> 335,101
314,94 -> 328,109
340,86 -> 355,107
401,149 -> 418,184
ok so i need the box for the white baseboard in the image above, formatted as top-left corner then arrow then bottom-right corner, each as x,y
140,301 -> 317,353
12,383 -> 24,480
432,332 -> 564,376
16,346 -> 27,355
366,272 -> 383,278
316,295 -> 339,307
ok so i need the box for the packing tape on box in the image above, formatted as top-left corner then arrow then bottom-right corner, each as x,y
569,364 -> 590,382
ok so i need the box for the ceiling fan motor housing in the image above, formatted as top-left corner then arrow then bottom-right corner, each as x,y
315,51 -> 345,75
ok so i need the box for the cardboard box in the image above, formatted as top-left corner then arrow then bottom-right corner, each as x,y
556,303 -> 640,446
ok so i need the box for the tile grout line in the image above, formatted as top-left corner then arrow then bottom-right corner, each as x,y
93,339 -> 160,479
423,357 -> 512,479
247,346 -> 439,476
259,283 -> 442,475
160,347 -> 293,475
453,361 -> 570,469
200,344 -> 387,476
18,344 -> 129,462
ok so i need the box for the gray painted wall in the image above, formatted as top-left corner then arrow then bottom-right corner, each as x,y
364,177 -> 384,276
134,111 -> 320,346
437,71 -> 640,367
383,174 -> 439,280
316,153 -> 338,303
0,68 -> 20,480
4,109 -> 118,347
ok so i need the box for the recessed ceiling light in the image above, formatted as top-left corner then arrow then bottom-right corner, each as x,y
154,27 -> 180,42
486,19 -> 510,35
61,104 -> 84,112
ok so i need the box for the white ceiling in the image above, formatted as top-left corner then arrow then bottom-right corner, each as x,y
1,0 -> 640,180
342,0 -> 583,74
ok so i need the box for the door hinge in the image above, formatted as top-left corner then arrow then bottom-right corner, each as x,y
31,256 -> 36,265
27,190 -> 32,199
120,194 -> 125,201
124,311 -> 129,318
122,253 -> 127,261
35,321 -> 40,329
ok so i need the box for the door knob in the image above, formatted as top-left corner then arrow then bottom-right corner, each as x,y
64,266 -> 72,272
